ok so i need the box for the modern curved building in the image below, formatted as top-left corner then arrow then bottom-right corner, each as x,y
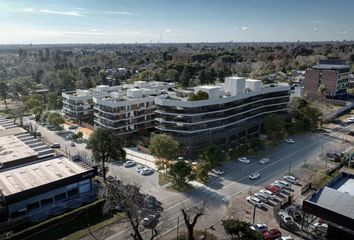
154,77 -> 290,158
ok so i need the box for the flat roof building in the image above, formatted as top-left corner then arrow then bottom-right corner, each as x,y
155,78 -> 290,159
302,172 -> 354,240
304,58 -> 350,100
0,156 -> 97,224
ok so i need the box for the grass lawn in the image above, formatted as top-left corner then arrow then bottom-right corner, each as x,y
158,172 -> 172,186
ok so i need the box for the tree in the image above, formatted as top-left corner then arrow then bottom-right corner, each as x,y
294,104 -> 321,131
188,91 -> 209,101
195,161 -> 210,183
104,180 -> 162,240
149,134 -> 179,173
264,114 -> 285,141
181,201 -> 207,240
47,112 -> 65,128
180,65 -> 192,88
11,100 -> 26,126
199,145 -> 224,168
88,128 -> 126,181
249,138 -> 265,153
48,92 -> 63,110
169,161 -> 193,187
317,84 -> 327,101
0,81 -> 9,109
222,218 -> 260,240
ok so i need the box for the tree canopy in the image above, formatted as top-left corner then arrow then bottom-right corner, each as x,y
88,128 -> 126,180
169,161 -> 194,187
264,113 -> 285,141
188,91 -> 209,101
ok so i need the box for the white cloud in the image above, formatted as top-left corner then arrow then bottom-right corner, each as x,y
89,29 -> 101,33
241,27 -> 248,31
103,11 -> 132,15
23,8 -> 34,12
342,30 -> 350,34
39,9 -> 82,16
165,29 -> 173,33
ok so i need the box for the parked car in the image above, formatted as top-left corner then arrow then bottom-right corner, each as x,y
262,228 -> 282,240
274,180 -> 290,188
250,223 -> 268,233
68,125 -> 78,130
346,117 -> 354,123
238,157 -> 250,164
265,185 -> 281,194
145,195 -> 162,210
314,223 -> 328,233
272,182 -> 286,189
259,157 -> 270,164
70,141 -> 76,147
326,151 -> 341,159
249,172 -> 261,180
284,138 -> 295,144
50,143 -> 61,148
279,236 -> 293,240
140,168 -> 153,175
35,131 -> 41,136
123,161 -> 136,167
287,207 -> 302,222
259,189 -> 276,199
283,175 -> 298,184
348,130 -> 354,136
278,211 -> 292,224
137,167 -> 144,173
254,193 -> 268,202
211,169 -> 224,175
246,196 -> 264,208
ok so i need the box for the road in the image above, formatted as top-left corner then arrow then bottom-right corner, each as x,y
25,116 -> 354,239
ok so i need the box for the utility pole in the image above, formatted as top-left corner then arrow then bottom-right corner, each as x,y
176,216 -> 180,239
252,204 -> 256,225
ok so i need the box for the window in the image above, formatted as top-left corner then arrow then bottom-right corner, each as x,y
67,188 -> 79,197
66,183 -> 78,190
27,202 -> 40,211
11,209 -> 27,218
54,193 -> 67,202
41,197 -> 53,206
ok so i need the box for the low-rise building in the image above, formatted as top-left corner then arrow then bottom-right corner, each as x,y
0,156 -> 97,224
302,172 -> 354,240
154,77 -> 290,158
304,58 -> 350,100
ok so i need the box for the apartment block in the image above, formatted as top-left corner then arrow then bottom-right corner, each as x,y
154,77 -> 290,158
304,58 -> 350,99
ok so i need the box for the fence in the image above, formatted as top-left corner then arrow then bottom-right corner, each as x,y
124,147 -> 158,170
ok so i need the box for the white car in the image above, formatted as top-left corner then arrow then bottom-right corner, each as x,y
259,189 -> 275,200
238,157 -> 250,164
283,175 -> 298,184
279,236 -> 293,240
274,180 -> 290,188
284,138 -> 295,144
249,172 -> 260,180
140,168 -> 153,175
314,223 -> 328,232
272,182 -> 285,189
211,169 -> 224,175
246,196 -> 264,208
254,192 -> 269,202
346,117 -> 354,123
123,161 -> 136,167
278,211 -> 292,224
70,141 -> 76,147
250,223 -> 268,233
259,157 -> 269,164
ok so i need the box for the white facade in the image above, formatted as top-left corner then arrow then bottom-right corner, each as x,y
224,77 -> 246,96
194,85 -> 221,99
245,79 -> 263,91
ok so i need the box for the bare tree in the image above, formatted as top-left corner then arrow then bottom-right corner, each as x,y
103,180 -> 163,240
181,201 -> 207,240
11,100 -> 25,126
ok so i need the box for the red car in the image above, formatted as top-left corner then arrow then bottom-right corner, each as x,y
265,185 -> 280,194
263,228 -> 282,240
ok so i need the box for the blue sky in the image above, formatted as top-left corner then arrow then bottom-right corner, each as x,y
0,0 -> 353,44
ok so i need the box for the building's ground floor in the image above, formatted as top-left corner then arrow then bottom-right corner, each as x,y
156,115 -> 274,160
